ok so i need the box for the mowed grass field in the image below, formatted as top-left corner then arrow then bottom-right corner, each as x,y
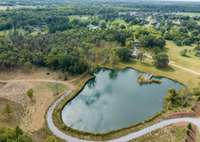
128,41 -> 200,88
166,41 -> 200,72
115,61 -> 199,89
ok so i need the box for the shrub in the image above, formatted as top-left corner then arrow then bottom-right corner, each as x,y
26,89 -> 34,101
153,52 -> 169,68
45,136 -> 58,142
180,49 -> 188,57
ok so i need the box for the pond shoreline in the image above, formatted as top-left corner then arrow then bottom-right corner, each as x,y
51,66 -> 186,141
48,91 -> 199,142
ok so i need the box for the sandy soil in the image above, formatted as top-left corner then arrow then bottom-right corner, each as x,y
0,81 -> 62,133
0,68 -> 61,80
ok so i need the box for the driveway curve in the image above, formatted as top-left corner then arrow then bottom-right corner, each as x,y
47,92 -> 200,142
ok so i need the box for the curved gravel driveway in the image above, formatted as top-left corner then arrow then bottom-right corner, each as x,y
47,93 -> 200,142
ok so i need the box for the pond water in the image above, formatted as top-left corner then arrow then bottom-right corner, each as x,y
61,68 -> 183,133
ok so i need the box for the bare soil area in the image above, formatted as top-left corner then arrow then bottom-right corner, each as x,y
0,67 -> 61,80
0,68 -> 69,134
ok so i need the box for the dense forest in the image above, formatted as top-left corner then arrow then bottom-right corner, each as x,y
0,0 -> 200,74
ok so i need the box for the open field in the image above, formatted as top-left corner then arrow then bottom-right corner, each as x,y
174,12 -> 200,17
166,41 -> 200,73
0,68 -> 72,141
115,60 -> 200,89
0,67 -> 62,80
0,81 -> 67,132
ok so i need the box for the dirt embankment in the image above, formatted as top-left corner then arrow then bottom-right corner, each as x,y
0,68 -> 73,133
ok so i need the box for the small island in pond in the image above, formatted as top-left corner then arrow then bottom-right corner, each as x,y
137,74 -> 162,85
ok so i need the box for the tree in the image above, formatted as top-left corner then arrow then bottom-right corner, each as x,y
24,62 -> 33,70
99,21 -> 107,29
165,88 -> 191,110
26,89 -> 34,101
180,49 -> 188,57
117,47 -> 132,62
16,126 -> 23,137
137,52 -> 145,62
114,31 -> 127,46
45,136 -> 58,142
183,38 -> 192,46
188,123 -> 192,130
165,88 -> 179,110
194,44 -> 200,57
139,34 -> 165,48
47,16 -> 69,33
153,52 -> 169,68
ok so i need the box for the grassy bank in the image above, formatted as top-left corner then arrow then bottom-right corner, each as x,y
51,61 -> 198,141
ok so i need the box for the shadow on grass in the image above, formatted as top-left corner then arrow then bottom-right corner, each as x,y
140,62 -> 153,67
156,66 -> 175,72
182,55 -> 191,58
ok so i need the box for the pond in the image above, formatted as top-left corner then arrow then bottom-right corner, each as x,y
61,68 -> 183,133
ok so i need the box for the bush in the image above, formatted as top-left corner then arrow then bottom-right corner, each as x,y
117,47 -> 132,62
175,40 -> 182,46
183,38 -> 192,46
180,49 -> 188,57
0,127 -> 32,142
45,136 -> 58,142
153,52 -> 169,68
164,88 -> 191,110
26,89 -> 34,101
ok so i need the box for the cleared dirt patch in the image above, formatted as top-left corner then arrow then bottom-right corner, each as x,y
0,68 -> 61,80
0,82 -> 6,88
0,80 -> 67,133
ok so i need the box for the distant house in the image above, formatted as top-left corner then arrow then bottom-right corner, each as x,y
155,23 -> 161,29
133,40 -> 142,49
172,19 -> 181,25
131,41 -> 142,57
131,47 -> 139,57
87,24 -> 100,30
150,18 -> 157,25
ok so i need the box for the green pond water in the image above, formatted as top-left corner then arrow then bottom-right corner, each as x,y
61,68 -> 183,133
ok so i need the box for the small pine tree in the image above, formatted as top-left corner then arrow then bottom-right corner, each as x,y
27,89 -> 34,101
188,123 -> 192,130
15,126 -> 23,137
